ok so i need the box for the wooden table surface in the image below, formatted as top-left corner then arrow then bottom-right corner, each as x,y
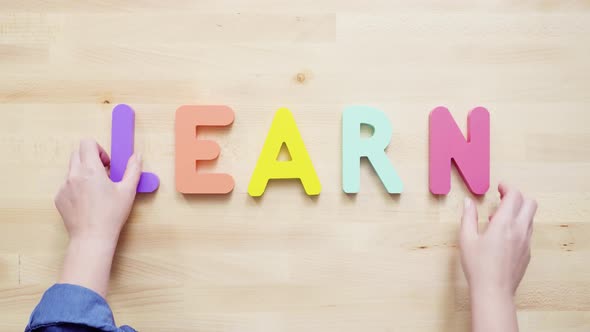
1,1 -> 589,331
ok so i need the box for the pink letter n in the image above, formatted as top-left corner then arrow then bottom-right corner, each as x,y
429,106 -> 490,195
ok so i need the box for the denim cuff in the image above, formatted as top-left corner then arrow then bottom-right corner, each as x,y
26,283 -> 135,332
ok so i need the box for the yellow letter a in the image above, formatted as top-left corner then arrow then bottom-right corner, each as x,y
248,108 -> 321,196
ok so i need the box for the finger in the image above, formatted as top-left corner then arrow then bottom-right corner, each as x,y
491,185 -> 523,228
487,182 -> 510,221
96,143 -> 110,167
79,138 -> 105,167
461,197 -> 479,239
120,153 -> 142,193
68,148 -> 81,175
498,182 -> 509,199
517,198 -> 538,235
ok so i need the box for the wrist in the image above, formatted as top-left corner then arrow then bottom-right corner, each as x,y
470,284 -> 514,305
469,283 -> 519,332
68,234 -> 119,257
60,235 -> 119,298
70,230 -> 120,249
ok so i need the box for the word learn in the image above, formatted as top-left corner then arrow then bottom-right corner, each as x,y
108,104 -> 490,196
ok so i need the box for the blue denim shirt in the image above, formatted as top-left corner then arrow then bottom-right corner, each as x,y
26,284 -> 135,332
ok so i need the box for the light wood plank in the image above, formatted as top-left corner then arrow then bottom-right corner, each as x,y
0,2 -> 589,331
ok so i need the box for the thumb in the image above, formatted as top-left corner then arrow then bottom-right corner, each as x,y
461,197 -> 479,239
121,153 -> 142,193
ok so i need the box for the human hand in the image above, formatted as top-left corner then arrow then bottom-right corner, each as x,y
460,183 -> 537,297
460,183 -> 537,332
55,139 -> 142,297
55,139 -> 142,246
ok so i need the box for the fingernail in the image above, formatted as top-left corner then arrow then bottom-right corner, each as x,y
464,197 -> 472,209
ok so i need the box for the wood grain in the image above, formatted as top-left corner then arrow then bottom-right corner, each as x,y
0,1 -> 589,331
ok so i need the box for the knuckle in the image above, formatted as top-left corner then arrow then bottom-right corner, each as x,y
528,198 -> 538,210
54,187 -> 66,205
79,138 -> 95,151
506,188 -> 521,199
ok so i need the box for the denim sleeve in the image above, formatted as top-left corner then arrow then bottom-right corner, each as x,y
25,284 -> 136,332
